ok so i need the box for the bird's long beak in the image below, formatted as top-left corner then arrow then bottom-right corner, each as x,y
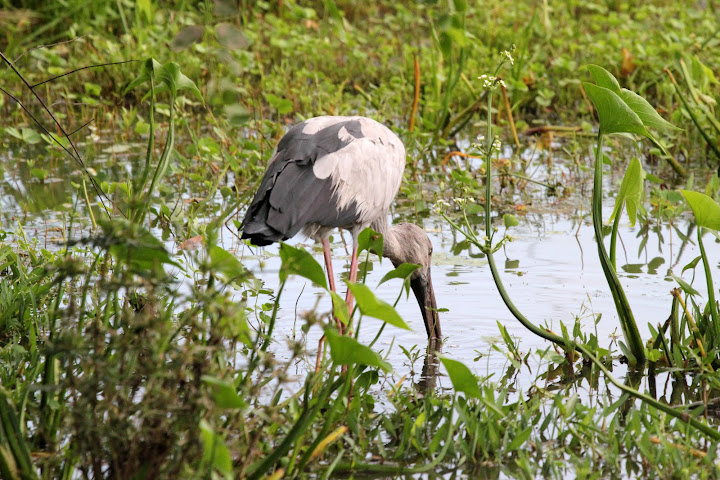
410,268 -> 442,340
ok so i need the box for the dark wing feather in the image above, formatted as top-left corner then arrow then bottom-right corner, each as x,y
240,118 -> 363,246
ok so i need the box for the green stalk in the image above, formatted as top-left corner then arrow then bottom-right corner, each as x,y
332,397 -> 457,475
592,133 -> 645,365
450,79 -> 720,440
245,376 -> 344,480
609,204 -> 622,269
697,229 -> 719,332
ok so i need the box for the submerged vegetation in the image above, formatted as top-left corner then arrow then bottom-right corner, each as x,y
2,1 -> 720,478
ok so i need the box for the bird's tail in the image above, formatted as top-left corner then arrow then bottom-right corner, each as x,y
240,201 -> 283,246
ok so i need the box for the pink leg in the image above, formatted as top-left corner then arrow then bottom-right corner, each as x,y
322,238 -> 337,294
345,242 -> 359,315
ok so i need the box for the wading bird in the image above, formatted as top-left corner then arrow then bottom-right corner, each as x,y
241,116 -> 441,340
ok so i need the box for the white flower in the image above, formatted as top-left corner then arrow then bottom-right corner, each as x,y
502,49 -> 515,65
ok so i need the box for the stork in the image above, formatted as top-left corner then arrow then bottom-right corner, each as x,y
241,116 -> 441,340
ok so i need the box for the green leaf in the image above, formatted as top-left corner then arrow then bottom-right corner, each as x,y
346,282 -> 411,330
156,61 -> 204,102
279,243 -> 328,290
671,273 -> 701,296
265,93 -> 293,115
681,190 -> 720,231
609,157 -> 645,226
507,426 -> 532,451
439,356 -> 481,398
357,227 -> 384,256
587,65 -> 621,94
378,263 -> 420,286
124,58 -> 203,103
330,291 -> 350,326
503,213 -> 519,228
682,255 -> 702,273
584,83 -> 648,137
124,58 -> 161,95
199,420 -> 233,478
325,329 -> 391,372
620,89 -> 681,132
202,376 -> 246,409
209,245 -> 247,281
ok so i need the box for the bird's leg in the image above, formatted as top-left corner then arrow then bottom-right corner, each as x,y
345,242 -> 359,317
316,238 -> 340,372
322,238 -> 337,294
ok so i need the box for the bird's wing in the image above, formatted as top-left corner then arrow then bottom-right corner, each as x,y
241,117 -> 405,244
312,117 -> 406,227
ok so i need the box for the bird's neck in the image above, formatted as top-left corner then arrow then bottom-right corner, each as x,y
370,216 -> 402,266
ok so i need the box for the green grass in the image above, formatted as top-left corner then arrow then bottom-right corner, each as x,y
3,1 -> 720,478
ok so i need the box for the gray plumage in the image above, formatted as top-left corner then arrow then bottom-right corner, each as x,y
241,116 -> 441,340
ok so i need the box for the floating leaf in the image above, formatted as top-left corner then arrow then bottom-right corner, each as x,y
325,329 -> 391,372
346,282 -> 411,330
609,157 -> 645,226
682,190 -> 720,231
279,243 -> 328,289
439,356 -> 481,399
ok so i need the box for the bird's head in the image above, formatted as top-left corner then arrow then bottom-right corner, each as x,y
386,223 -> 442,341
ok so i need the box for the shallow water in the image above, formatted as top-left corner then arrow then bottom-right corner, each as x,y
230,207 -> 710,394
2,135 -> 716,397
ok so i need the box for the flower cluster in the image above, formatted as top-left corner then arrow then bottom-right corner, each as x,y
502,45 -> 516,65
477,74 -> 506,90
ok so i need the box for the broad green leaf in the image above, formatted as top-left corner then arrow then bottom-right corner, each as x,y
584,83 -> 648,137
330,291 -> 350,326
202,376 -> 245,409
156,61 -> 204,102
378,263 -> 420,286
587,65 -> 621,94
125,58 -> 203,103
325,329 -> 391,372
209,245 -> 247,281
124,58 -> 162,94
503,213 -> 519,228
609,157 -> 645,226
439,356 -> 481,398
681,190 -> 720,231
620,89 -> 681,132
199,420 -> 233,478
346,282 -> 411,330
279,243 -> 328,289
357,227 -> 383,256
